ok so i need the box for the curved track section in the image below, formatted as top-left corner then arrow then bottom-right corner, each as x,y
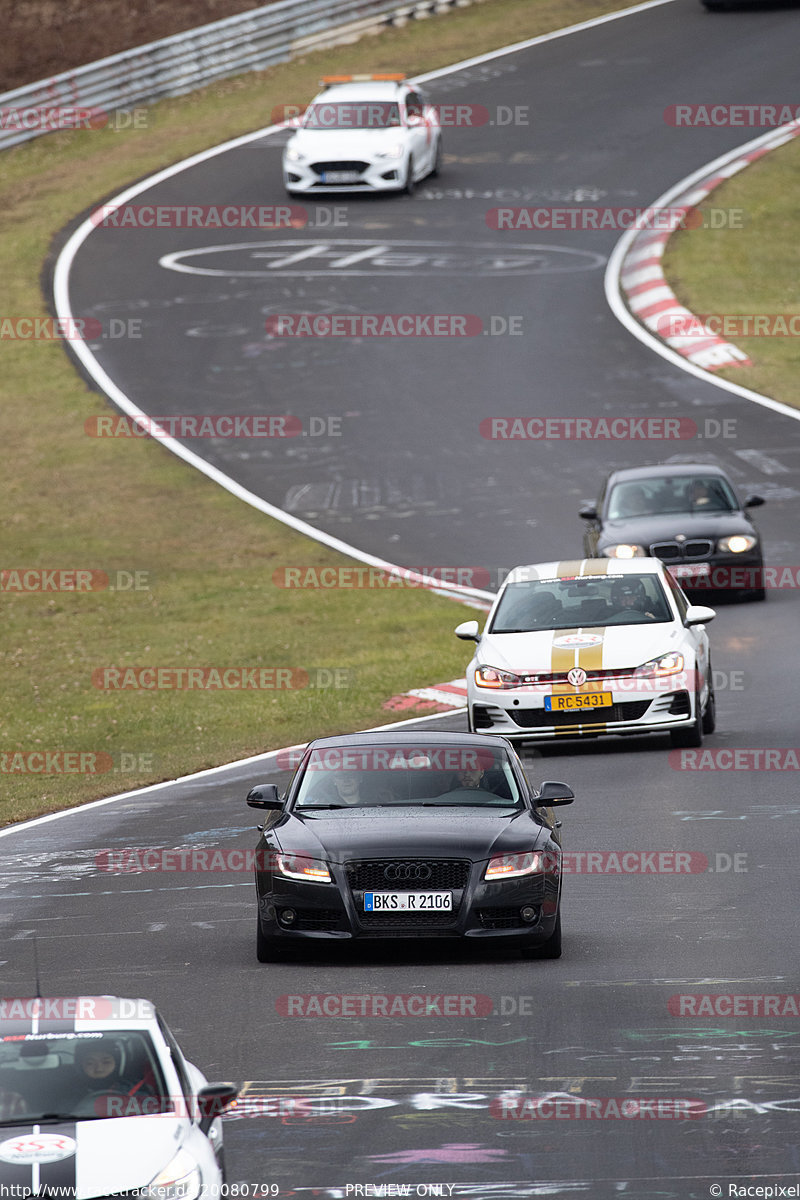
12,1 -> 800,1194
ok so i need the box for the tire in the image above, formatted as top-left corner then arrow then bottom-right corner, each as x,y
670,688 -> 704,748
429,137 -> 442,179
256,920 -> 286,963
521,910 -> 562,959
403,157 -> 416,195
702,674 -> 716,735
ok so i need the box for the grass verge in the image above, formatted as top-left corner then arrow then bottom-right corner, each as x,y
1,0 -> 657,826
662,135 -> 800,407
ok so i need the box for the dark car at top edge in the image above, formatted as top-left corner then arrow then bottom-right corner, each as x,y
579,462 -> 766,601
246,731 -> 574,961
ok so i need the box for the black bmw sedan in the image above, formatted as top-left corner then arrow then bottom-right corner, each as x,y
246,731 -> 574,961
579,462 -> 766,600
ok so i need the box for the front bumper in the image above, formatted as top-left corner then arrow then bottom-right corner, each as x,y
468,682 -> 696,740
283,156 -> 407,193
255,856 -> 560,945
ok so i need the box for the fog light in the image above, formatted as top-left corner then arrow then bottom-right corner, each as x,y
520,906 -> 538,924
279,908 -> 296,926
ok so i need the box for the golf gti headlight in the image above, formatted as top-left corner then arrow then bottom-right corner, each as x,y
718,535 -> 757,554
475,666 -> 523,690
601,544 -> 646,559
276,853 -> 331,883
485,852 -> 543,880
375,143 -> 405,159
142,1150 -> 201,1200
635,652 -> 684,677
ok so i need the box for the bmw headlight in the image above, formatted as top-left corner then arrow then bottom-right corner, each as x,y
475,665 -> 523,690
141,1149 -> 201,1200
601,544 -> 646,559
276,853 -> 331,883
375,143 -> 405,159
635,652 -> 684,677
718,535 -> 757,554
485,852 -> 543,880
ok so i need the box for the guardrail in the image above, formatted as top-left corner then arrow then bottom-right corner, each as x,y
0,0 -> 473,151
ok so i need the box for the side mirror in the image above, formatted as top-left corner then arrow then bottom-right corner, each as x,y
743,494 -> 764,508
536,781 -> 575,806
455,620 -> 480,642
685,604 -> 716,627
246,783 -> 283,809
198,1082 -> 239,1134
579,503 -> 598,520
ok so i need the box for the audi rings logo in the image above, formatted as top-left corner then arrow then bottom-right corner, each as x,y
567,667 -> 587,687
383,862 -> 432,883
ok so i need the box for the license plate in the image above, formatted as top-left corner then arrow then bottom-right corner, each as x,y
321,170 -> 361,183
364,891 -> 452,912
545,693 -> 613,711
670,563 -> 711,579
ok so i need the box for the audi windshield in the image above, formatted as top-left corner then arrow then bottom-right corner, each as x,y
293,744 -> 522,809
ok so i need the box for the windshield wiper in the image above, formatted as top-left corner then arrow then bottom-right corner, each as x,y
0,1113 -> 93,1126
295,804 -> 346,810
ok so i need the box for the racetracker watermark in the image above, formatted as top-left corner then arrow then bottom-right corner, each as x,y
276,994 -> 493,1017
273,101 -> 529,127
486,206 -> 744,231
664,103 -> 800,127
90,204 -> 307,229
272,565 -> 492,589
1,569 -> 150,592
91,667 -> 354,690
480,416 -> 710,440
491,1095 -> 707,1119
0,317 -> 141,339
679,566 -> 800,590
1,751 -> 157,775
668,994 -> 800,1017
84,414 -> 304,438
657,314 -> 800,338
0,997 -> 153,1020
275,746 -> 498,771
95,848 -> 285,872
670,748 -> 800,770
265,314 -> 522,337
0,106 -> 149,132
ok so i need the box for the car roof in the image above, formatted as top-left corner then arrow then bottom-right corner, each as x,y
305,730 -> 515,751
312,82 -> 408,102
501,558 -> 666,585
607,463 -> 730,484
0,995 -> 158,1031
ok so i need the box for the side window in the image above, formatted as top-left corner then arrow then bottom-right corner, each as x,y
157,1016 -> 194,1112
664,570 -> 689,620
405,91 -> 423,119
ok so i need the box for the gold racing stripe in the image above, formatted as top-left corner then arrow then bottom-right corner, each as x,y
554,559 -> 610,578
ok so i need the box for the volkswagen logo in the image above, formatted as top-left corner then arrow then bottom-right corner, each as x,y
567,667 -> 587,687
384,862 -> 432,883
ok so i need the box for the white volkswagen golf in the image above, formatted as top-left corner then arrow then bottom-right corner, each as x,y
456,558 -> 716,747
282,75 -> 442,195
0,996 -> 238,1199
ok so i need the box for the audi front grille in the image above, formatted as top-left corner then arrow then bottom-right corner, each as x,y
345,859 -> 471,890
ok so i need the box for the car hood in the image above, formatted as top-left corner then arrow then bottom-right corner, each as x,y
599,510 -> 755,547
0,1116 -> 191,1199
272,808 -> 548,862
287,128 -> 406,159
477,624 -> 682,673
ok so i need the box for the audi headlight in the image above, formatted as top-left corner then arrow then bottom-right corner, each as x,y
375,143 -> 405,159
601,544 -> 646,559
718,535 -> 757,554
141,1149 -> 201,1200
475,665 -> 523,690
276,853 -> 331,883
285,147 -> 306,163
635,652 -> 684,677
485,852 -> 543,880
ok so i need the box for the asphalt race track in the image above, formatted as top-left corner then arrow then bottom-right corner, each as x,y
6,1 -> 800,1196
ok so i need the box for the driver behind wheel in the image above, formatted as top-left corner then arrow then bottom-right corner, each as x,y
73,1039 -> 155,1116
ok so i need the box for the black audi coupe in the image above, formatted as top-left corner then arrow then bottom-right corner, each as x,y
246,731 -> 574,961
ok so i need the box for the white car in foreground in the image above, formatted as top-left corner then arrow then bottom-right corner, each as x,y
456,558 -> 716,747
0,996 -> 238,1199
282,75 -> 442,195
